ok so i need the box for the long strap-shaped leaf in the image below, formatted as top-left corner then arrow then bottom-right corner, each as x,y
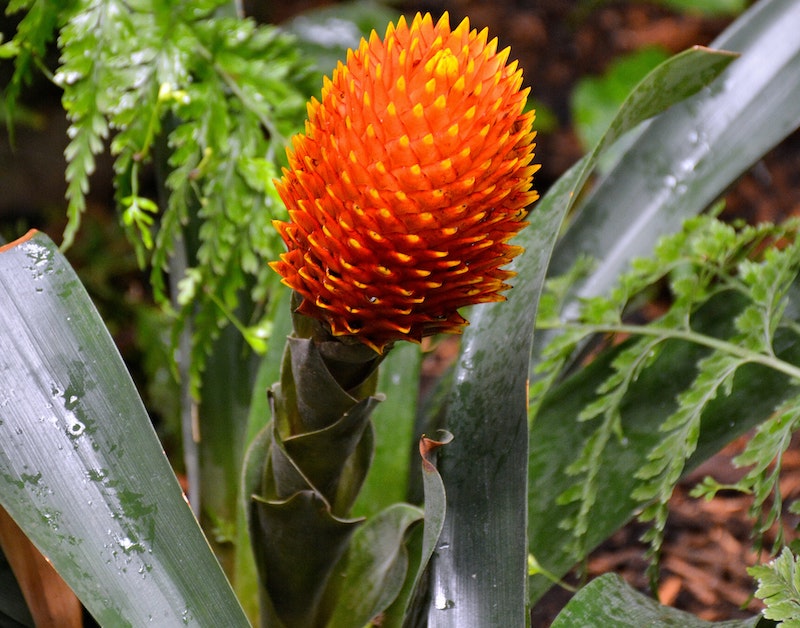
427,45 -> 737,626
547,0 -> 800,319
0,231 -> 250,627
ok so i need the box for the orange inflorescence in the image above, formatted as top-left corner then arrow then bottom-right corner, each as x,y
271,12 -> 539,353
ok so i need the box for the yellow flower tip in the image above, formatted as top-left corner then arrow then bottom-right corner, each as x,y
452,16 -> 471,39
272,11 -> 538,351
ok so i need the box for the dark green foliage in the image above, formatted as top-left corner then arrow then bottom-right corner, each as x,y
552,573 -> 761,627
4,0 -> 318,393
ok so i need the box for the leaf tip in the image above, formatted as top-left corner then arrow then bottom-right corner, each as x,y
0,229 -> 38,254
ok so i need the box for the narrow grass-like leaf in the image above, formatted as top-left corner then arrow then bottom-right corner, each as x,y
234,284 -> 295,622
0,231 -> 249,627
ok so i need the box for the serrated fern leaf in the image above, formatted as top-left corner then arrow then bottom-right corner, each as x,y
749,548 -> 800,627
537,215 -> 800,570
7,0 -> 318,394
553,332 -> 667,558
632,349 -> 747,574
730,396 -> 800,551
57,0 -> 130,249
3,0 -> 65,132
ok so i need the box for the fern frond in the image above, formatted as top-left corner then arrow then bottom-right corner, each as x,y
729,396 -> 800,551
633,349 -> 748,576
749,547 -> 800,627
6,0 -> 318,393
537,215 -> 800,568
3,0 -> 64,130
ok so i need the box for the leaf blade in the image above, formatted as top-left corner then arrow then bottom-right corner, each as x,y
0,231 -> 249,627
551,573 -> 761,627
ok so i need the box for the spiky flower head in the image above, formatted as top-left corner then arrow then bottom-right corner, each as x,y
271,12 -> 539,353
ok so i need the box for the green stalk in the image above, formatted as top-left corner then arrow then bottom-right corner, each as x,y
245,294 -> 387,627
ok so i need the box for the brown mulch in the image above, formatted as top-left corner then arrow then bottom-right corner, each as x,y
529,433 -> 800,625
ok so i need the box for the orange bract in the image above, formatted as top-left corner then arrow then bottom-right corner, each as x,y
271,11 -> 539,353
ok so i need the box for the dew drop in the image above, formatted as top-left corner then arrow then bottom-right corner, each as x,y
434,593 -> 455,610
53,70 -> 82,86
65,410 -> 85,438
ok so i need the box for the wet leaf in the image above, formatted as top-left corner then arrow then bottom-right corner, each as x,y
546,0 -> 800,338
0,231 -> 249,627
551,573 -> 761,627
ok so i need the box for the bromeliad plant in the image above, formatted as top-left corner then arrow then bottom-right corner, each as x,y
3,0 -> 800,626
245,13 -> 537,626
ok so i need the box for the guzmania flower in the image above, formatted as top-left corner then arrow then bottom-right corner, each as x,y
271,12 -> 539,353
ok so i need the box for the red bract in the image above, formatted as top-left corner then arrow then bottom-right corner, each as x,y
271,12 -> 539,353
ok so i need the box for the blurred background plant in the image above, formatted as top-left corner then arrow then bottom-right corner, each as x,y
2,0 -> 800,626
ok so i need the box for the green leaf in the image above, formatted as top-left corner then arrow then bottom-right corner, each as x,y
285,1 -> 401,75
3,0 -> 63,130
656,0 -> 747,16
196,320 -> 262,578
528,293 -> 800,605
388,431 -> 452,627
352,341 -> 421,518
541,216 -> 800,565
551,573 -> 761,627
529,0 -> 800,605
233,285 -> 295,621
427,42 -> 736,627
247,310 -> 385,627
250,488 -> 361,628
750,547 -> 800,626
0,231 -> 249,626
0,39 -> 21,59
325,503 -> 423,628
